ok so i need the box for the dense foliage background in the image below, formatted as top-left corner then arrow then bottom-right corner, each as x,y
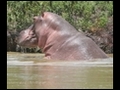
7,1 -> 113,32
7,1 -> 113,53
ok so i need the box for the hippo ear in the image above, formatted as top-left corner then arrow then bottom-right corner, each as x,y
33,16 -> 39,22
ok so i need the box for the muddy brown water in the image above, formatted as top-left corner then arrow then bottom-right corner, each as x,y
7,52 -> 113,89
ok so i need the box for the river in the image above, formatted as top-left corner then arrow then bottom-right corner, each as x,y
7,52 -> 113,89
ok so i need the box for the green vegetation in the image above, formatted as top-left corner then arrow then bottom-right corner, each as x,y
7,1 -> 113,32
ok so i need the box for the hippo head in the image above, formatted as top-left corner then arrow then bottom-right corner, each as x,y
17,25 -> 38,48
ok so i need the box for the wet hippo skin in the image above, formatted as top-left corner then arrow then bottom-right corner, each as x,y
17,12 -> 108,60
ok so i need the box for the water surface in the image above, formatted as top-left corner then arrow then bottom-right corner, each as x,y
7,52 -> 113,89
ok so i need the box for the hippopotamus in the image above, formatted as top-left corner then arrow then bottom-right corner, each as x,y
17,12 -> 108,60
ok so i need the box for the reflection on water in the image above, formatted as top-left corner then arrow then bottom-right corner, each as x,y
7,52 -> 113,89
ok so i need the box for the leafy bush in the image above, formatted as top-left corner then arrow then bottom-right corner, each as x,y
7,1 -> 113,32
